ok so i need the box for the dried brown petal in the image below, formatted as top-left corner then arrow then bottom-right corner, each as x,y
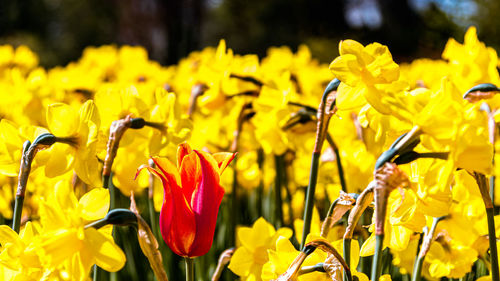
323,254 -> 343,281
321,191 -> 356,237
211,248 -> 235,281
344,182 -> 375,239
374,163 -> 409,235
130,192 -> 169,281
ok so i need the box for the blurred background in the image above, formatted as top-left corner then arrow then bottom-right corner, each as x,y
0,0 -> 498,67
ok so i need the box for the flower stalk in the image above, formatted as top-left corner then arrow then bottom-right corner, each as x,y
411,216 -> 446,281
13,133 -> 57,233
343,182 -> 374,279
326,133 -> 347,193
229,102 -> 254,245
474,172 -> 499,281
274,154 -> 285,228
301,78 -> 339,249
185,257 -> 195,281
371,163 -> 409,281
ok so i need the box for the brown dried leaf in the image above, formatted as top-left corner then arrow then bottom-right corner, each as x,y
130,192 -> 169,281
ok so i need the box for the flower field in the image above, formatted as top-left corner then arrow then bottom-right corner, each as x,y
1,26 -> 500,281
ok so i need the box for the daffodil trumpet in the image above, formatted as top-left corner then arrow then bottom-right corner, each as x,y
301,78 -> 339,249
411,216 -> 446,281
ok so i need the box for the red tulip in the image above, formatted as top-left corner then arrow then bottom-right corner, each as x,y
137,143 -> 235,257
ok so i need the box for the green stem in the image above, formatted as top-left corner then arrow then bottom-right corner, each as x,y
11,195 -> 24,233
491,175 -> 496,209
122,228 -> 139,281
301,151 -> 320,249
343,238 -> 351,281
487,206 -> 499,281
412,255 -> 424,281
412,216 -> 445,281
256,148 -> 264,218
326,133 -> 347,193
12,140 -> 31,233
148,195 -> 158,237
93,265 -> 98,281
300,79 -> 339,249
185,257 -> 194,281
298,263 -> 326,275
475,173 -> 499,281
371,234 -> 384,281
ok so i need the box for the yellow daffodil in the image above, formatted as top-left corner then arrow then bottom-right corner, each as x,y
329,39 -> 400,113
261,235 -> 329,281
0,119 -> 48,176
442,26 -> 500,92
0,222 -> 43,279
228,217 -> 293,280
45,100 -> 101,186
36,180 -> 125,280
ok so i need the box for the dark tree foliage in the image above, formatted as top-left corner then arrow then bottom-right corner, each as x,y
0,0 -> 497,66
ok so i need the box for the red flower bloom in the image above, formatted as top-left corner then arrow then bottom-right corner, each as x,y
137,143 -> 235,257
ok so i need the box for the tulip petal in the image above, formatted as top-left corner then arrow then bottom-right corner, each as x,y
138,164 -> 197,256
188,150 -> 225,257
151,157 -> 181,188
179,152 -> 201,205
177,142 -> 193,168
212,152 -> 236,175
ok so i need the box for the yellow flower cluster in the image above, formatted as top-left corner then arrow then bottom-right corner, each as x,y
0,25 -> 499,281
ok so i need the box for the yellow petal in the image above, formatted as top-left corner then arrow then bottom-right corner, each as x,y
0,225 -> 21,245
46,103 -> 79,137
359,234 -> 375,257
227,247 -> 253,277
78,188 -> 110,221
84,228 -> 125,272
44,144 -> 74,178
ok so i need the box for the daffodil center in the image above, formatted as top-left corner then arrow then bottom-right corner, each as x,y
253,246 -> 269,265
